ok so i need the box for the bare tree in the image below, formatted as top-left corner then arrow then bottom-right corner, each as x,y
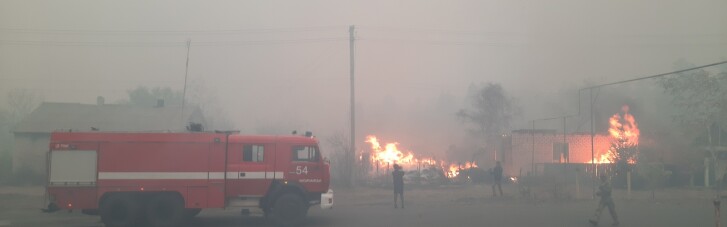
7,89 -> 42,123
184,79 -> 235,130
0,109 -> 13,181
325,132 -> 352,186
658,60 -> 727,185
120,84 -> 234,130
121,86 -> 183,107
1,89 -> 42,182
457,83 -> 520,153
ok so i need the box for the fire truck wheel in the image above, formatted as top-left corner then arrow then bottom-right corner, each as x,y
145,193 -> 186,227
100,194 -> 142,227
184,208 -> 202,218
273,194 -> 306,226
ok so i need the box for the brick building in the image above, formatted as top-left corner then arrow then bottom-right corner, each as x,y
501,129 -> 611,176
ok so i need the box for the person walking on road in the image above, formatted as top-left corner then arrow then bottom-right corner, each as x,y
392,164 -> 405,209
492,161 -> 504,197
589,174 -> 619,226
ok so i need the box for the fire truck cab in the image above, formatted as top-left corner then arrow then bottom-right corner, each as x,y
45,131 -> 333,227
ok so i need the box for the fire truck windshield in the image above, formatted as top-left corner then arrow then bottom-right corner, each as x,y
292,146 -> 319,162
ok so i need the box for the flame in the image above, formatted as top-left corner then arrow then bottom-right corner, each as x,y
446,161 -> 478,178
365,135 -> 471,178
590,105 -> 639,164
609,105 -> 640,148
590,153 -> 613,164
366,135 -> 415,165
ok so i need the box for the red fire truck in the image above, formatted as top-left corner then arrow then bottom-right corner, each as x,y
44,131 -> 333,227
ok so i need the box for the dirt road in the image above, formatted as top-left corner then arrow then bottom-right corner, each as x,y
0,185 -> 718,226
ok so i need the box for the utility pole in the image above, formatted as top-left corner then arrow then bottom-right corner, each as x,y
563,116 -> 567,163
531,120 -> 535,176
349,25 -> 356,186
181,39 -> 191,127
590,88 -> 596,198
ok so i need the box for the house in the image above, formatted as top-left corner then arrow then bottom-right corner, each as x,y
501,129 -> 612,176
12,98 -> 206,176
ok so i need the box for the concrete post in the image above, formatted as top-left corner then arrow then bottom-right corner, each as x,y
715,199 -> 721,227
627,171 -> 632,200
576,170 -> 580,199
708,158 -> 712,188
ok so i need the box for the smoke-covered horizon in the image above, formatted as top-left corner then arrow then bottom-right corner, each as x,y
1,0 -> 726,157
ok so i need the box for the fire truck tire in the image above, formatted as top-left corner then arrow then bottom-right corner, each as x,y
100,194 -> 142,227
273,194 -> 306,226
184,208 -> 202,218
145,193 -> 186,227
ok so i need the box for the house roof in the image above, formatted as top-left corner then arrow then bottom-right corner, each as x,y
14,102 -> 206,133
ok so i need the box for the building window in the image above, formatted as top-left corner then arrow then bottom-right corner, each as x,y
292,146 -> 319,162
243,145 -> 264,162
553,142 -> 569,163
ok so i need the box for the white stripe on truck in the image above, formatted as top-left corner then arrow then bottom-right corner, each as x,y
98,172 -> 284,180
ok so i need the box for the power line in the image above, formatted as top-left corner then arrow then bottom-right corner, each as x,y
359,26 -> 526,36
0,40 -> 186,47
359,37 -> 726,47
528,60 -> 727,149
193,37 -> 347,46
0,37 -> 348,47
6,25 -> 725,38
531,60 -> 727,123
584,60 -> 727,89
358,37 -> 524,47
359,26 -> 727,40
0,25 -> 346,35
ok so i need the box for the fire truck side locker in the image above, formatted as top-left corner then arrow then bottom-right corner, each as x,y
208,135 -> 227,208
48,149 -> 99,210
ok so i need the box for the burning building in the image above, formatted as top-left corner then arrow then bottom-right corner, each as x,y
504,131 -> 611,176
358,106 -> 639,181
503,105 -> 640,176
359,135 -> 476,180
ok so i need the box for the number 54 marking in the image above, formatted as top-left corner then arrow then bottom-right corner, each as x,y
296,166 -> 308,175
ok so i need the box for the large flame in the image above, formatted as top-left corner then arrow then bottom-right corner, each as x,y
591,153 -> 612,164
365,135 -> 473,178
590,105 -> 639,164
609,105 -> 640,147
446,161 -> 478,178
366,135 -> 415,165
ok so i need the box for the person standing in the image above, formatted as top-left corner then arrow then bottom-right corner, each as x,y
590,174 -> 619,226
392,164 -> 405,208
492,161 -> 504,197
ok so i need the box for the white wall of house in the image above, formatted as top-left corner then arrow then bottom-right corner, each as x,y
12,133 -> 50,176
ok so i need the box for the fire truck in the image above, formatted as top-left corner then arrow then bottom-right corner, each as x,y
44,131 -> 333,227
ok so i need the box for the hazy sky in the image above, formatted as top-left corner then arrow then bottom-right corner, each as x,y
1,0 -> 726,155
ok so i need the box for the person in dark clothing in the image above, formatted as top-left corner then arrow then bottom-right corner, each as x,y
492,161 -> 503,197
590,174 -> 619,226
392,164 -> 405,208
